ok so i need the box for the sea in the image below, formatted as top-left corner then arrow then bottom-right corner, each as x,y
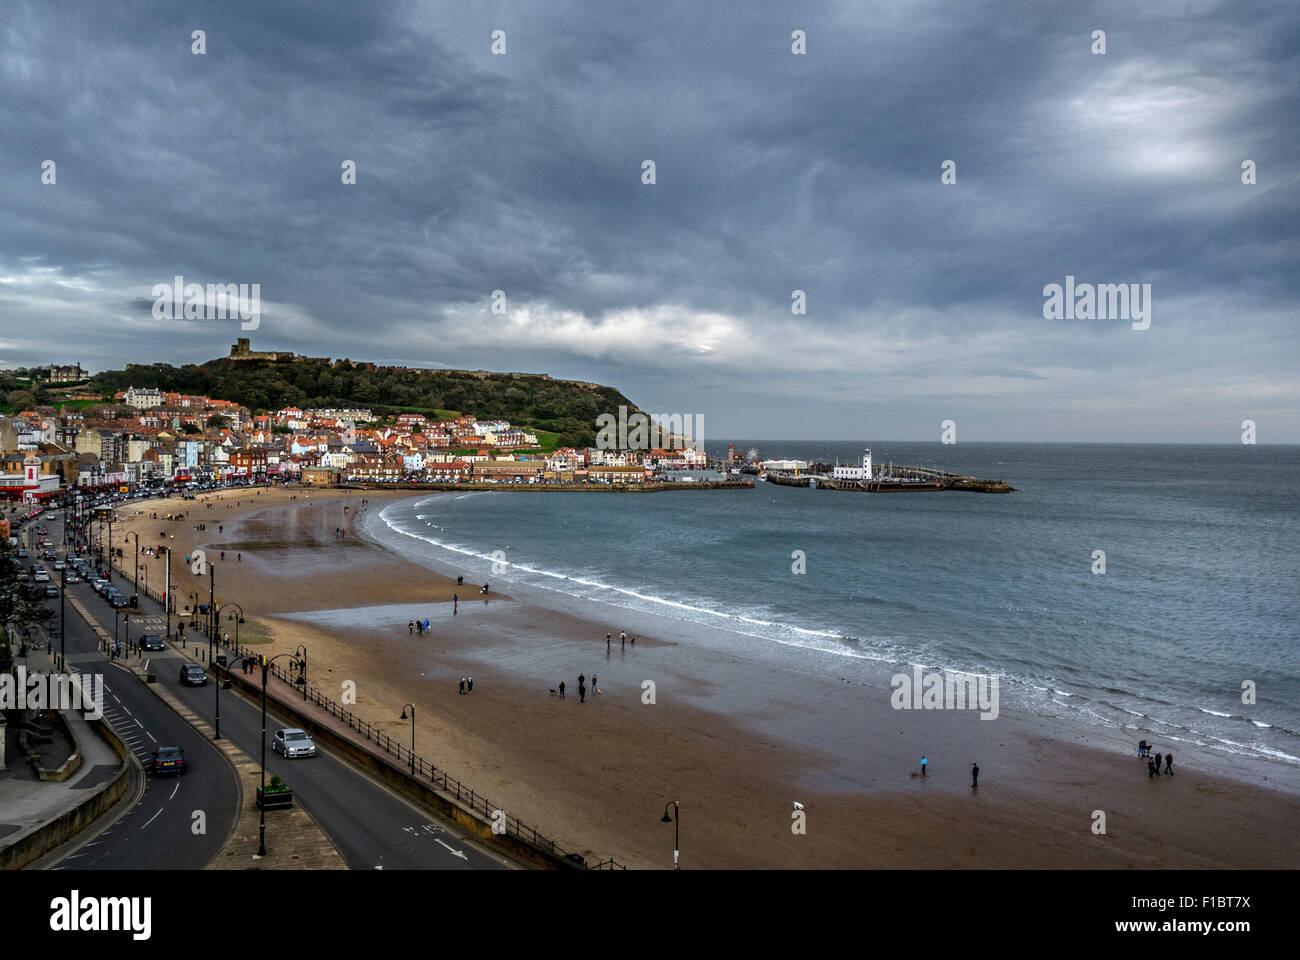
361,442 -> 1300,773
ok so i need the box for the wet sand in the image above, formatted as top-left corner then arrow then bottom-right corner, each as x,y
112,488 -> 1300,868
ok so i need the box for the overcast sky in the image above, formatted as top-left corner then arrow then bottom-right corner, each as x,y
1,0 -> 1296,442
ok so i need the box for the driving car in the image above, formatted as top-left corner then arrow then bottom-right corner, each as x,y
141,634 -> 166,651
45,584 -> 58,598
151,746 -> 185,775
272,728 -> 317,758
179,663 -> 208,686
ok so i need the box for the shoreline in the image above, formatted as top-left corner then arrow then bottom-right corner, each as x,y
112,488 -> 1300,868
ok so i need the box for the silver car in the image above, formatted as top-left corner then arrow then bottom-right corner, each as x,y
272,728 -> 317,758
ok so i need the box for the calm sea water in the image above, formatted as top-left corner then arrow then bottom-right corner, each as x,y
365,443 -> 1300,769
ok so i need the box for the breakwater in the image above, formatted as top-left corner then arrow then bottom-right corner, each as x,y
765,469 -> 1014,493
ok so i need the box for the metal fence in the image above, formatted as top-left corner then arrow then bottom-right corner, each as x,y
108,530 -> 627,869
224,639 -> 625,870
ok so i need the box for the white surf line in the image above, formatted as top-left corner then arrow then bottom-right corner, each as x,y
140,807 -> 164,831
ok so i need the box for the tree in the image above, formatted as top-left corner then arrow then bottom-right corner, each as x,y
181,423 -> 201,435
208,415 -> 231,430
7,389 -> 36,409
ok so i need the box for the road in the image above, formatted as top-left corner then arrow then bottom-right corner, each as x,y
31,502 -> 512,870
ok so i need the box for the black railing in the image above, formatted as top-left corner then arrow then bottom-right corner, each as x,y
226,639 -> 625,870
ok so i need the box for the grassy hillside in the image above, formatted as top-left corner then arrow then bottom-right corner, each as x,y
90,355 -> 643,449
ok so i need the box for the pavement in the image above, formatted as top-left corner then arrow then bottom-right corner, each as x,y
0,645 -> 125,858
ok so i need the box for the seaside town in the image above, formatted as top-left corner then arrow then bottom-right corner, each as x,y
0,363 -> 719,505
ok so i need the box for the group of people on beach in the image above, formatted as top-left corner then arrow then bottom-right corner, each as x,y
1138,740 -> 1173,776
458,676 -> 474,694
409,618 -> 431,634
606,630 -> 635,649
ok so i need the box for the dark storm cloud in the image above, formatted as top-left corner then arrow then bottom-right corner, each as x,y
0,0 -> 1296,440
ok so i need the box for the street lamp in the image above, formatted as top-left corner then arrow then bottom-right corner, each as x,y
258,652 -> 305,857
294,644 -> 307,700
128,531 -> 140,604
59,563 -> 66,671
206,564 -> 215,664
399,703 -> 415,772
225,602 -> 246,653
660,800 -> 680,870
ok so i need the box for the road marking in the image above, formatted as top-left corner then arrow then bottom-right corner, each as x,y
140,807 -> 164,831
146,731 -> 157,743
170,782 -> 180,800
121,705 -> 132,716
434,838 -> 468,861
112,694 -> 120,703
135,719 -> 143,729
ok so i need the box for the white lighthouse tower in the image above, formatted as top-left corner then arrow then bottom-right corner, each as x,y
832,447 -> 873,481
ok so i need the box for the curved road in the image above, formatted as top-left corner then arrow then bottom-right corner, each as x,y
36,504 -> 512,870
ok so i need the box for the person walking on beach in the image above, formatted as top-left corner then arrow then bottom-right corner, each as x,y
408,620 -> 415,634
920,756 -> 928,777
467,676 -> 473,693
620,631 -> 627,647
591,674 -> 598,693
1138,739 -> 1149,758
559,680 -> 565,699
606,633 -> 611,648
1153,751 -> 1162,775
1148,756 -> 1156,777
1165,751 -> 1173,774
971,762 -> 979,788
578,673 -> 585,689
458,677 -> 466,695
579,682 -> 586,703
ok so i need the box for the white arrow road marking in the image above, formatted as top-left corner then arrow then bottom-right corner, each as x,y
421,823 -> 445,836
434,838 -> 468,860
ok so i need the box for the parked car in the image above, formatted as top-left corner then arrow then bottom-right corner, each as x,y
106,592 -> 128,608
141,634 -> 166,651
151,746 -> 185,776
179,664 -> 208,686
272,728 -> 317,758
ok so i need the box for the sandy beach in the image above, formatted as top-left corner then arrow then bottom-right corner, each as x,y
111,488 -> 1300,869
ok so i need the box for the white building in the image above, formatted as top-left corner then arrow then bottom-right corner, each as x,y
832,448 -> 873,481
124,386 -> 165,409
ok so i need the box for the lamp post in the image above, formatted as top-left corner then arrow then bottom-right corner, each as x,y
59,564 -> 66,671
399,703 -> 416,772
295,644 -> 308,701
258,652 -> 304,857
225,602 -> 246,653
660,800 -> 680,870
129,531 -> 140,604
207,564 -> 215,664
164,547 -> 172,641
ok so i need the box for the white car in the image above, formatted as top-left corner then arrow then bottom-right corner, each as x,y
272,728 -> 317,758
